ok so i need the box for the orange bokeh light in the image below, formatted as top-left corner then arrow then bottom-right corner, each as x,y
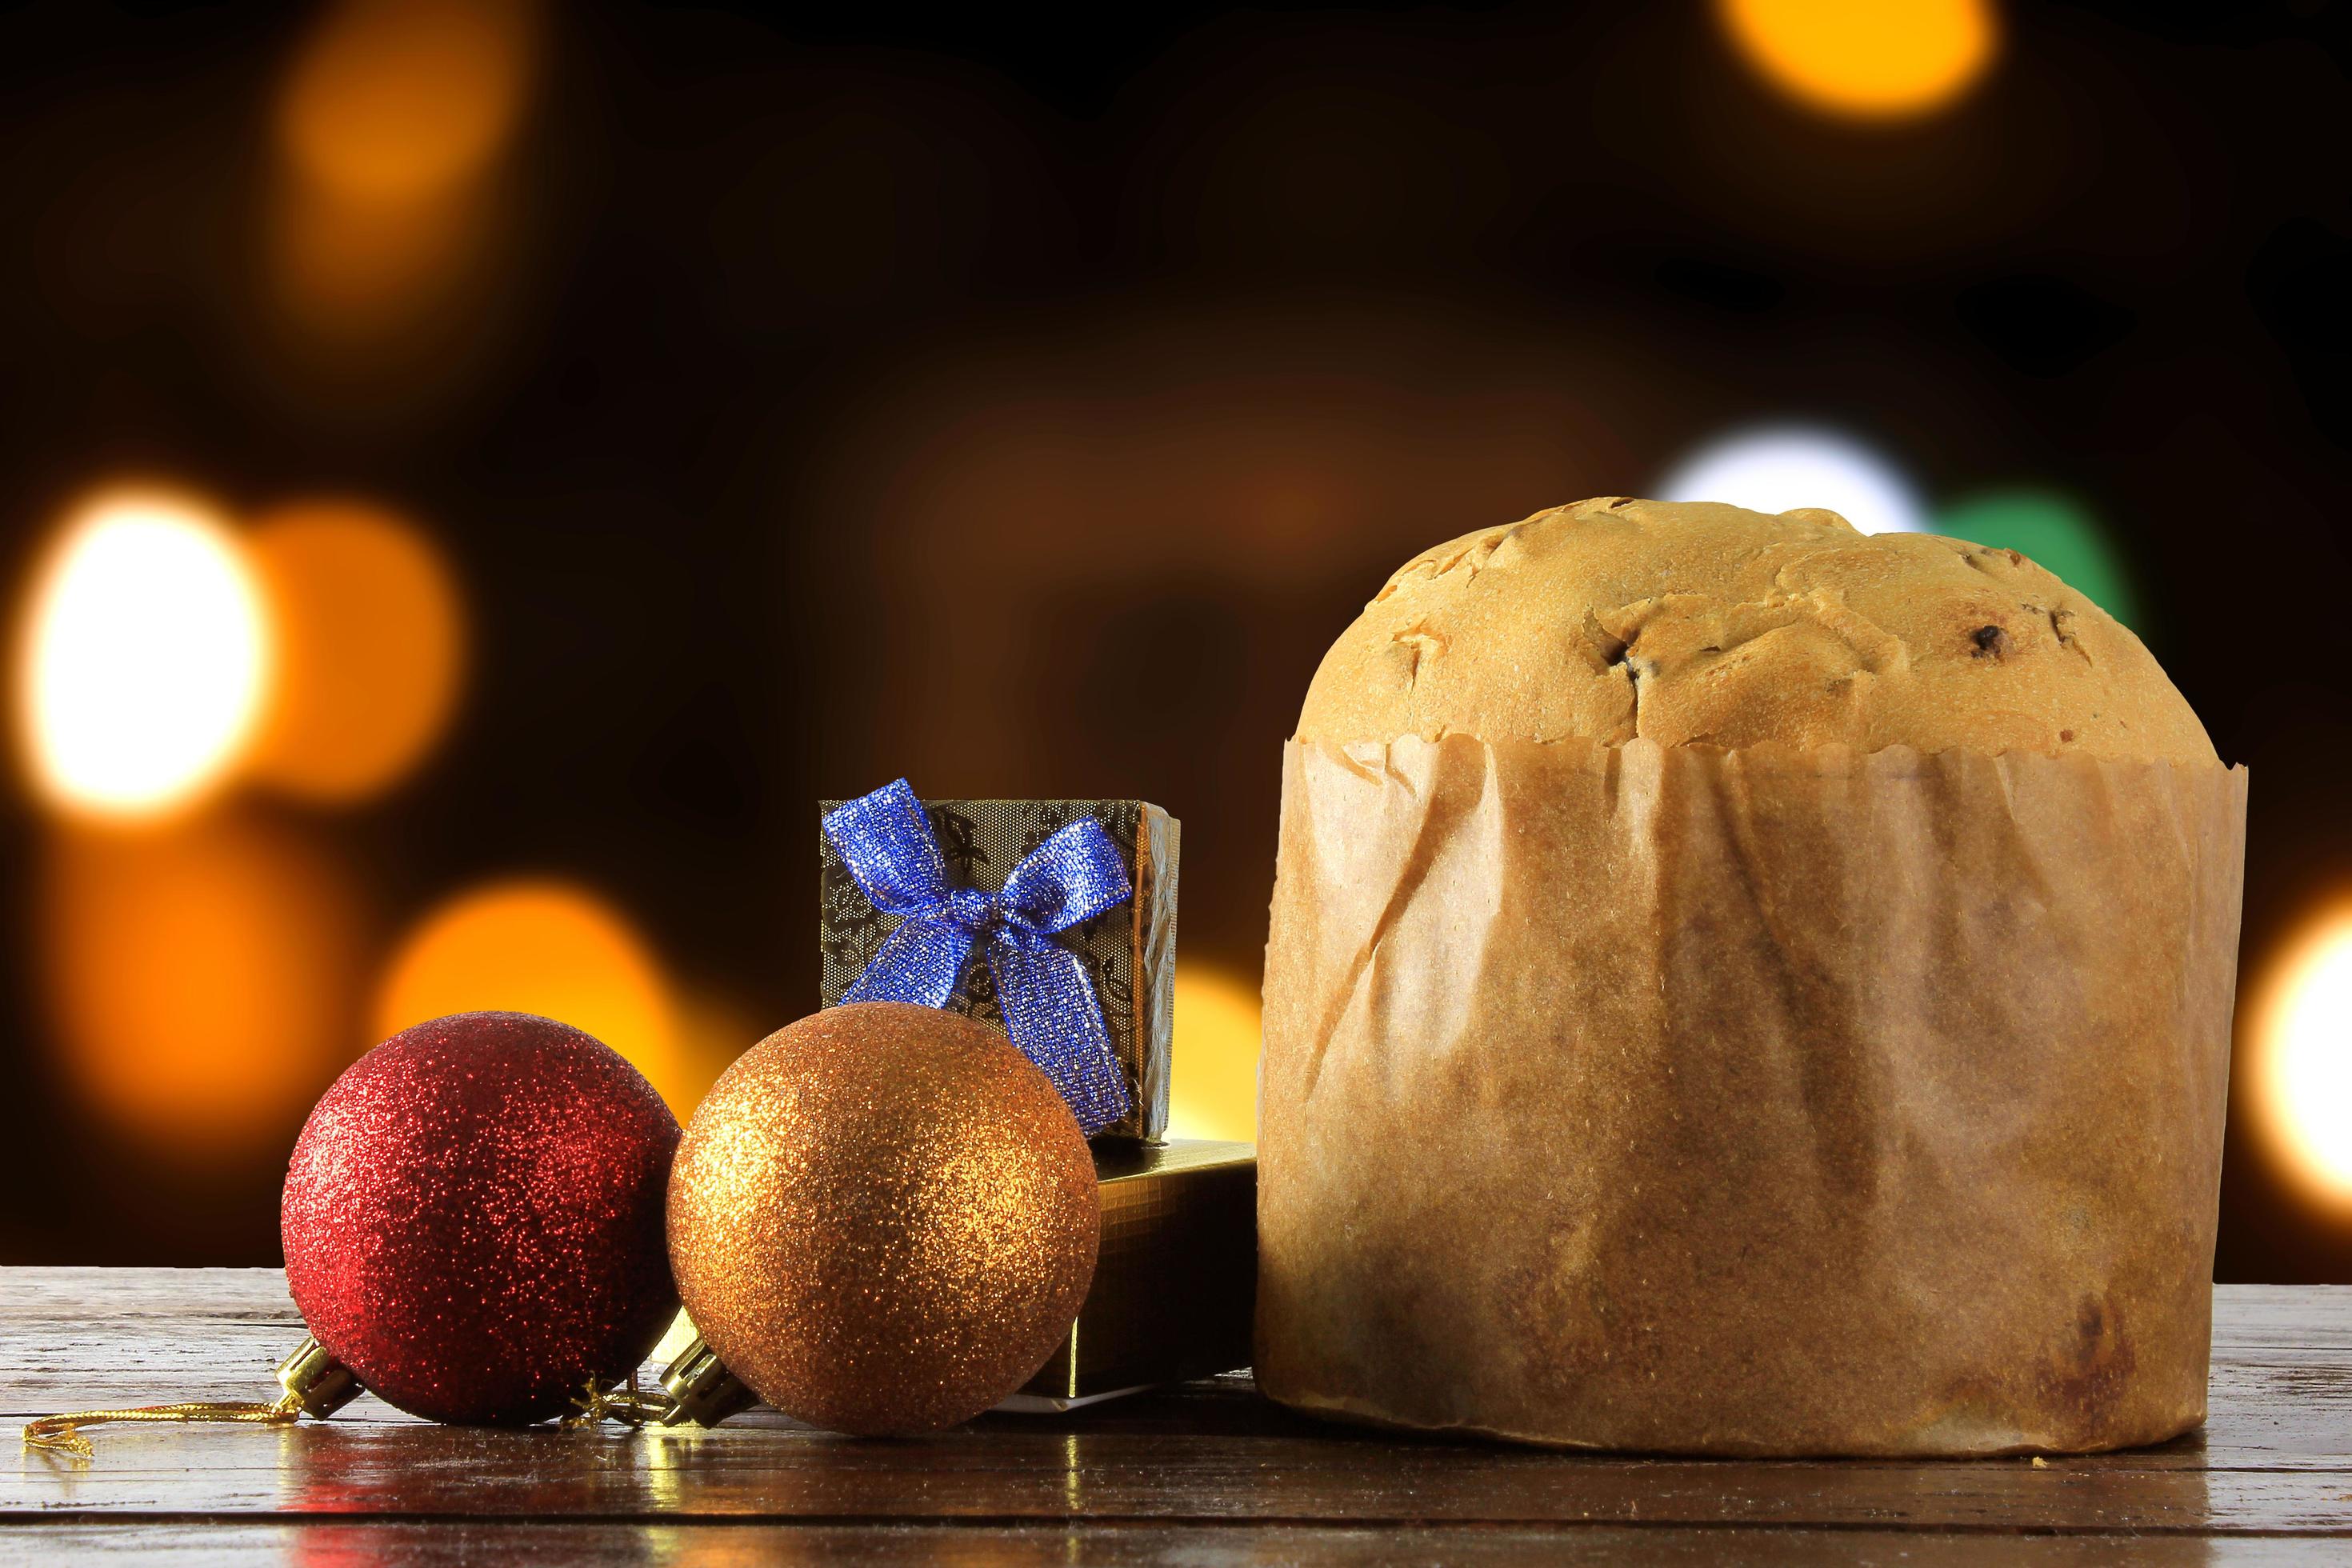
271,181 -> 484,332
1717,0 -> 1998,122
278,0 -> 540,206
374,881 -> 690,1114
672,989 -> 765,1121
1167,966 -> 1262,1144
246,500 -> 466,803
269,0 -> 539,343
41,812 -> 366,1154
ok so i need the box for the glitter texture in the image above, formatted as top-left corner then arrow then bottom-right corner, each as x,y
280,1010 -> 681,1426
668,1001 -> 1100,1436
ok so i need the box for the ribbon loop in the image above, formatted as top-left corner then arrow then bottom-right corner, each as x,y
823,781 -> 1134,1134
999,818 -> 1132,936
824,780 -> 952,918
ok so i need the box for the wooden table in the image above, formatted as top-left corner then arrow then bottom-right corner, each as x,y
4,1270 -> 2350,1562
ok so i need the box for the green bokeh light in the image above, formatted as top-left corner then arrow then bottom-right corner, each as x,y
1934,490 -> 2141,630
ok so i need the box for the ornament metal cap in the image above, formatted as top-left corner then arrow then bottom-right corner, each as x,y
274,1335 -> 362,1420
655,1335 -> 758,1428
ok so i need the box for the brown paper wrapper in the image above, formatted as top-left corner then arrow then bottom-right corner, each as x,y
1256,736 -> 2247,1456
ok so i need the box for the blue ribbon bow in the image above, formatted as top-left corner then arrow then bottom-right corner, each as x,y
823,779 -> 1133,1134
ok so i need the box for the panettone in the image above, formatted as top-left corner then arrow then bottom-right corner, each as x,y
1255,497 -> 2247,1457
1300,497 -> 2214,762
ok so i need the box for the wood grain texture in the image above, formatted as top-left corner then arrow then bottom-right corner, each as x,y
2,1270 -> 2348,1558
5,1523 -> 2345,1566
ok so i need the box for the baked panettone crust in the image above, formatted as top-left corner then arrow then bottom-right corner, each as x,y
1298,498 -> 2216,764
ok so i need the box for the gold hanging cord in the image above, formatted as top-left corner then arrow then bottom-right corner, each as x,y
22,1394 -> 302,1459
22,1334 -> 357,1461
23,1335 -> 679,1458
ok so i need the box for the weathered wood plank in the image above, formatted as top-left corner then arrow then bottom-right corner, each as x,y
3,1270 -> 2350,1540
2210,1286 -> 2352,1353
3,1426 -> 2345,1533
3,1521 -> 2345,1566
0,1269 -> 304,1323
6,1275 -> 2351,1464
6,1356 -> 2330,1473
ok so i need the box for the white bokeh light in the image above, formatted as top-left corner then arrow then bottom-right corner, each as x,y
2257,913 -> 2352,1208
18,490 -> 270,817
1658,425 -> 1928,536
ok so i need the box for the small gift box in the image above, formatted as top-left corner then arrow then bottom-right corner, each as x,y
1006,1139 -> 1257,1409
819,782 -> 1178,1142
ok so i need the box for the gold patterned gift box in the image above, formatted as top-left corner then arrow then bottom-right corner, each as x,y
814,790 -> 1260,1408
1008,1139 -> 1257,1407
818,796 -> 1179,1143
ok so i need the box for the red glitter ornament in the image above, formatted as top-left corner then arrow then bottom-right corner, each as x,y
281,1011 -> 681,1426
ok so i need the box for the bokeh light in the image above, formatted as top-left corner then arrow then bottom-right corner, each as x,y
1166,966 -> 1261,1144
16,490 -> 270,819
42,813 -> 364,1154
671,988 -> 763,1125
1716,0 -> 1999,122
270,0 -> 540,339
273,189 -> 480,336
1935,489 -> 2141,628
246,500 -> 466,802
279,0 -> 540,206
374,880 -> 688,1114
1659,425 -> 1927,536
2251,906 -> 2352,1214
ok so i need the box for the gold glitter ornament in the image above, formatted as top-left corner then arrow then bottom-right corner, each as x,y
667,1001 -> 1101,1436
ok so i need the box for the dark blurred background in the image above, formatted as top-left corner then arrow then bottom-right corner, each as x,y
0,0 -> 2346,1279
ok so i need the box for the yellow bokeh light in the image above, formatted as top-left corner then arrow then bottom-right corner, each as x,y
16,490 -> 270,820
247,500 -> 466,803
1166,966 -> 1262,1144
374,880 -> 689,1114
42,812 -> 365,1154
1717,0 -> 1998,122
2251,907 -> 2352,1214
